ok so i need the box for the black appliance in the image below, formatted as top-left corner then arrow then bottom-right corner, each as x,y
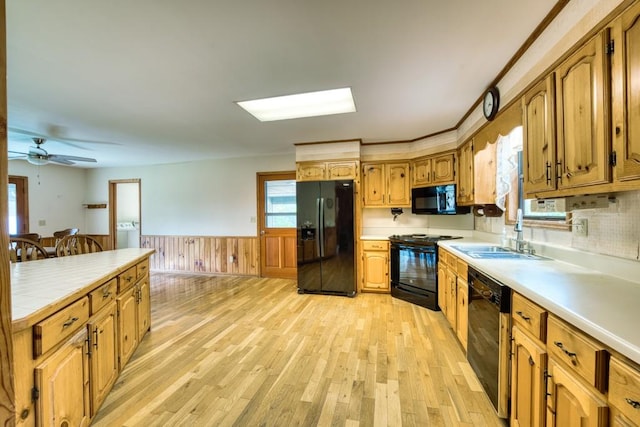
296,180 -> 355,297
389,234 -> 462,310
411,184 -> 470,215
467,266 -> 512,418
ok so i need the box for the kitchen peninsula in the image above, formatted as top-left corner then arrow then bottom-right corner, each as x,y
10,248 -> 154,426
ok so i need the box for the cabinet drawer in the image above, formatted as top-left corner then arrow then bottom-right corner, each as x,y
118,265 -> 138,292
362,240 -> 388,251
512,292 -> 547,341
609,356 -> 640,425
136,259 -> 149,280
89,278 -> 117,314
33,297 -> 90,358
547,315 -> 608,392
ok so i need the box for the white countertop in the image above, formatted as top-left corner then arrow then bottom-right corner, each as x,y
439,239 -> 640,365
11,248 -> 155,331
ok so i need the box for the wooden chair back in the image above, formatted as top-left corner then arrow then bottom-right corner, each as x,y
55,234 -> 104,257
10,233 -> 41,242
9,237 -> 50,262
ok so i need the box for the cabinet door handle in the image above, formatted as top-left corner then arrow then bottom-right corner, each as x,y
545,162 -> 551,185
93,329 -> 99,349
516,311 -> 531,321
625,398 -> 640,409
63,317 -> 79,328
553,341 -> 577,361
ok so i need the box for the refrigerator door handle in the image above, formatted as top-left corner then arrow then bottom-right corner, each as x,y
319,197 -> 325,257
316,198 -> 322,257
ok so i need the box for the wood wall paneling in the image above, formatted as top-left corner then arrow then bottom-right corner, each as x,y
141,236 -> 259,276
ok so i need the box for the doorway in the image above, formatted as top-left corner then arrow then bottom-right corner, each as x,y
257,172 -> 297,279
109,179 -> 141,250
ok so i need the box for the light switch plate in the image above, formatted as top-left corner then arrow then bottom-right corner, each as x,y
574,218 -> 588,237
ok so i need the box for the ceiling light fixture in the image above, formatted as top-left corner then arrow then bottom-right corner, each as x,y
236,87 -> 356,122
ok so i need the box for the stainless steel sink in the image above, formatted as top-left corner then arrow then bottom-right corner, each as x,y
450,245 -> 549,260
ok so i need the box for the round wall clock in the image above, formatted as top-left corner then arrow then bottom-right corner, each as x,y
483,86 -> 500,121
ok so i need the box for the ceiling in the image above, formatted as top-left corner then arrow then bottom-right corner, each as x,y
6,0 -> 559,168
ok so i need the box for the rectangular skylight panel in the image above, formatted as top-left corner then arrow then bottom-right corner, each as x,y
237,87 -> 356,121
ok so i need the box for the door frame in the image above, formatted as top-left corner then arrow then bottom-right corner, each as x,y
8,175 -> 29,233
257,171 -> 297,279
108,179 -> 141,250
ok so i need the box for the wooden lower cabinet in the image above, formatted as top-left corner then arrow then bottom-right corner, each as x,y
137,277 -> 151,340
34,328 -> 91,427
511,325 -> 547,427
456,276 -> 468,351
546,358 -> 608,426
445,265 -> 457,328
609,356 -> 640,426
117,285 -> 140,370
88,302 -> 119,416
361,240 -> 389,292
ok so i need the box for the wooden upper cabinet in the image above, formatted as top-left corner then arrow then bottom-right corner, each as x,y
297,161 -> 359,182
611,1 -> 640,182
412,153 -> 455,188
362,163 -> 385,206
473,140 -> 498,205
523,74 -> 557,196
362,162 -> 410,207
457,140 -> 474,205
327,161 -> 359,181
555,30 -> 611,190
387,162 -> 410,206
296,162 -> 326,181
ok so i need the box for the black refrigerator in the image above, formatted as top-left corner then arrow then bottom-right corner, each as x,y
296,180 -> 355,296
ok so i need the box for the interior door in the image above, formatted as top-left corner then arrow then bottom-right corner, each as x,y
109,179 -> 141,250
258,172 -> 297,279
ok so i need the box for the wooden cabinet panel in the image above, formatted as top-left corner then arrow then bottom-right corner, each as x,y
362,162 -> 410,207
88,303 -> 118,416
546,358 -> 608,427
117,285 -> 139,370
327,161 -> 358,180
412,157 -> 432,187
547,315 -> 609,392
361,240 -> 389,292
457,139 -> 474,205
609,356 -> 640,426
456,277 -> 468,350
523,74 -> 557,196
437,263 -> 447,315
296,162 -> 326,181
512,292 -> 548,342
118,265 -> 137,293
432,153 -> 455,183
387,162 -> 410,206
137,279 -> 151,341
612,1 -> 640,182
89,278 -> 117,315
362,163 -> 385,206
473,140 -> 498,204
511,325 -> 547,427
445,266 -> 457,328
33,297 -> 90,358
555,31 -> 610,190
35,328 -> 90,427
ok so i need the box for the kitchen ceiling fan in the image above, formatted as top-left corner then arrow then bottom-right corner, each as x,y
8,137 -> 98,165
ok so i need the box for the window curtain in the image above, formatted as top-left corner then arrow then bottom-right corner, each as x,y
495,126 -> 523,210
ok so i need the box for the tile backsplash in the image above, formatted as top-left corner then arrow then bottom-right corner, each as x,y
475,190 -> 640,261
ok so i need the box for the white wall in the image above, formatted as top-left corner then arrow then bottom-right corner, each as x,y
84,153 -> 295,236
8,161 -> 87,236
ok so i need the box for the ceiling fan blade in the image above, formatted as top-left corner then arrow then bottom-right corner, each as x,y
47,157 -> 75,166
8,150 -> 29,156
48,154 -> 97,163
8,126 -> 121,147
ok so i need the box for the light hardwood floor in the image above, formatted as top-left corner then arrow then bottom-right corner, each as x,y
92,273 -> 505,426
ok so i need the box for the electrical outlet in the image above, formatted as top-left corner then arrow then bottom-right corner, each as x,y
574,218 -> 588,237
38,219 -> 46,226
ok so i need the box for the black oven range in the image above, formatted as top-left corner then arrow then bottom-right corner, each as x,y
389,234 -> 462,310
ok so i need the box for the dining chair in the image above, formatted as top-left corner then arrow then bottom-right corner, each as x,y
9,237 -> 50,262
55,234 -> 104,257
53,228 -> 79,242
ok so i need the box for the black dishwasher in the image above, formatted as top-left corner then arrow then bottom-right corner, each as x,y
467,267 -> 512,418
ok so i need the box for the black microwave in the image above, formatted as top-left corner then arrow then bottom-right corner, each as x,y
411,184 -> 470,215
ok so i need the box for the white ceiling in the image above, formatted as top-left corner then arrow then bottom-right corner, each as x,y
6,0 -> 558,168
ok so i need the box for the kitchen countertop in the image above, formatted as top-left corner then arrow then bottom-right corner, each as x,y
439,239 -> 640,365
10,248 -> 155,331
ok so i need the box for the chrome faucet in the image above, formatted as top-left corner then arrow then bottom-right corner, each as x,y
513,208 -> 525,253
